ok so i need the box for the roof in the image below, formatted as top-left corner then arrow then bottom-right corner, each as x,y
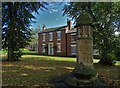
38,25 -> 67,33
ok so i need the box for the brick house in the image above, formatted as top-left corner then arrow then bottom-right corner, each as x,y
38,20 -> 77,56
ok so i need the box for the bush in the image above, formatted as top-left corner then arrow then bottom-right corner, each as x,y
93,55 -> 101,59
98,58 -> 116,65
115,49 -> 120,61
13,49 -> 23,60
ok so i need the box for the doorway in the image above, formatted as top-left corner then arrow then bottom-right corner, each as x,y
48,43 -> 54,55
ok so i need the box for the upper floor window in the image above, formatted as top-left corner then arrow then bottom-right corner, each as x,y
49,32 -> 53,41
42,34 -> 45,41
71,33 -> 76,43
57,31 -> 61,40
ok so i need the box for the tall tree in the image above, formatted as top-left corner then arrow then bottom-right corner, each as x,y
63,2 -> 120,64
2,2 -> 48,61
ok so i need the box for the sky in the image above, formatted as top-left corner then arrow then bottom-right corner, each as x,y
30,2 -> 75,30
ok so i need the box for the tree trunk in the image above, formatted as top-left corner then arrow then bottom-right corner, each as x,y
7,2 -> 15,61
7,45 -> 14,61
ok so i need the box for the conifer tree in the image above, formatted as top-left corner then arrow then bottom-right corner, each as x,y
2,2 -> 48,61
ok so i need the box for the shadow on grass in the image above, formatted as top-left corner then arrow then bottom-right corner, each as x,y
2,55 -> 120,87
2,57 -> 76,86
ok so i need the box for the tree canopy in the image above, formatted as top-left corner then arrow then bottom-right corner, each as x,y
63,2 -> 120,64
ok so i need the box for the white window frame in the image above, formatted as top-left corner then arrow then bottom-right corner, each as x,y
42,34 -> 45,41
57,31 -> 61,40
42,44 -> 45,52
71,33 -> 76,43
49,32 -> 53,41
93,49 -> 99,55
57,43 -> 61,52
71,44 -> 76,55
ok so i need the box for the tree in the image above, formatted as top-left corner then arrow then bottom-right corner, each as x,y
2,2 -> 48,61
63,2 -> 120,65
28,26 -> 41,51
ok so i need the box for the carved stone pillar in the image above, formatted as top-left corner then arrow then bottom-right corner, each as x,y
77,25 -> 93,66
66,12 -> 99,86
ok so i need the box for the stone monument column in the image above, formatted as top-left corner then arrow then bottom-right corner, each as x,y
65,11 -> 98,87
77,25 -> 93,66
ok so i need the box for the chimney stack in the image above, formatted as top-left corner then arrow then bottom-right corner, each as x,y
43,24 -> 46,30
67,20 -> 72,30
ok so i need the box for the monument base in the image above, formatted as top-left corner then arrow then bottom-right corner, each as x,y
65,63 -> 98,87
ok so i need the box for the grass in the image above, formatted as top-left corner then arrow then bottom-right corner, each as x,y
0,49 -> 38,56
1,50 -> 120,87
22,49 -> 38,55
2,55 -> 76,87
0,49 -> 7,55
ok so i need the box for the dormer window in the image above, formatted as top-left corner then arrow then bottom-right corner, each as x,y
57,31 -> 61,40
49,32 -> 53,41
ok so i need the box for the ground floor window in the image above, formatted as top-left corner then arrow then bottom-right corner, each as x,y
57,43 -> 61,52
71,44 -> 76,55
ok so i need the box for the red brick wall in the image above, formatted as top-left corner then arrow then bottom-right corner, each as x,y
61,30 -> 67,56
53,30 -> 67,56
38,33 -> 49,55
38,33 -> 42,54
53,31 -> 57,55
38,29 -> 68,56
66,33 -> 71,56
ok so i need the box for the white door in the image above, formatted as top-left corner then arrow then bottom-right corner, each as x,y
48,43 -> 54,55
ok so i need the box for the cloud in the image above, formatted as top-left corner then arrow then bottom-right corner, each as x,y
49,2 -> 55,6
49,8 -> 58,14
51,9 -> 58,12
49,10 -> 53,14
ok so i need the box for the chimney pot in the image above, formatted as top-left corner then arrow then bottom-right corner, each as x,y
43,24 -> 46,30
67,20 -> 72,30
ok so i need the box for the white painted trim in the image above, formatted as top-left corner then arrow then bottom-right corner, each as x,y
71,44 -> 76,47
42,44 -> 45,45
71,33 -> 76,35
93,49 -> 99,55
57,31 -> 61,33
71,53 -> 76,55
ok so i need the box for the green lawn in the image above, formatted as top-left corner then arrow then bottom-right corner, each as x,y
2,55 -> 76,87
2,54 -> 120,87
